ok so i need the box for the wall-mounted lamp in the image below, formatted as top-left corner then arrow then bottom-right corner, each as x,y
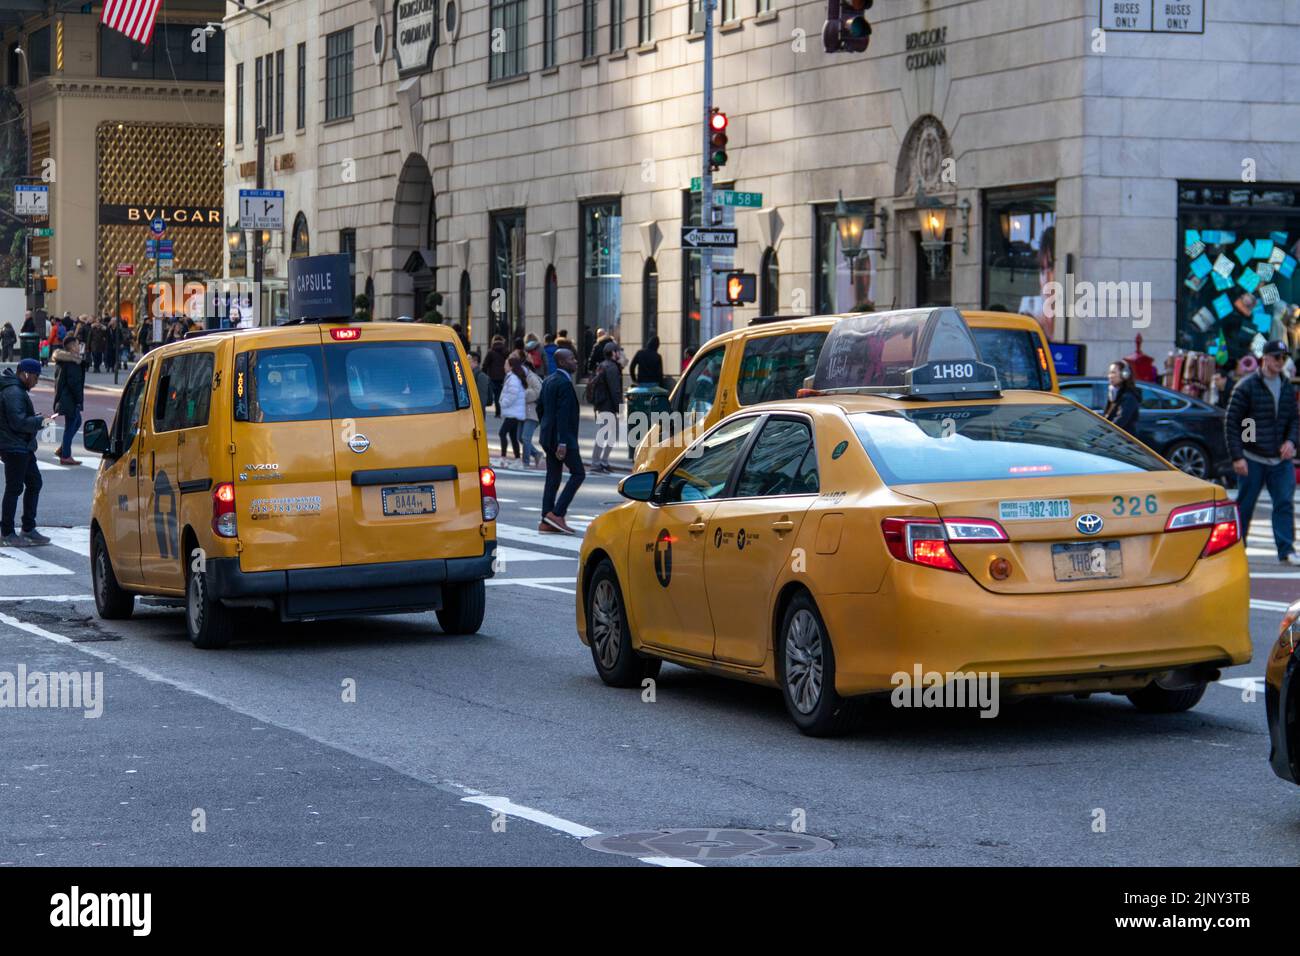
915,180 -> 970,278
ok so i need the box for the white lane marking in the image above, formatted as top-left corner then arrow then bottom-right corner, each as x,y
1250,598 -> 1290,612
0,549 -> 74,576
1247,572 -> 1300,579
461,795 -> 598,838
486,576 -> 576,587
0,610 -> 692,868
521,506 -> 541,512
0,594 -> 93,602
493,545 -> 577,564
1218,677 -> 1267,692
516,582 -> 576,595
495,522 -> 584,553
0,611 -> 74,643
495,497 -> 518,503
460,795 -> 703,868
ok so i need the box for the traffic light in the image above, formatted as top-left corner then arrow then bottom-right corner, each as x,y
709,108 -> 728,171
724,272 -> 756,305
822,0 -> 872,53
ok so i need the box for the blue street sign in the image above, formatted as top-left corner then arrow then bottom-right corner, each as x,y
150,218 -> 166,236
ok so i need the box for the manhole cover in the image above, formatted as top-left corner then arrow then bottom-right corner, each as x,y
583,828 -> 833,861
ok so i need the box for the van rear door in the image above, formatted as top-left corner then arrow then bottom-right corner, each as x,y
321,325 -> 484,567
230,327 -> 343,573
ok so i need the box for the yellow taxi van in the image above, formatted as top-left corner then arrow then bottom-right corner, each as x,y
634,310 -> 1057,476
82,320 -> 498,649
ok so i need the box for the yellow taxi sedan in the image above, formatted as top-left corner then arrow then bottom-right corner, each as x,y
575,309 -> 1251,735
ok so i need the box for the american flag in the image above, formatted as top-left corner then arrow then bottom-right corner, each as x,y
101,0 -> 164,45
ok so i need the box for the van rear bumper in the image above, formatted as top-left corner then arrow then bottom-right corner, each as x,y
205,542 -> 496,619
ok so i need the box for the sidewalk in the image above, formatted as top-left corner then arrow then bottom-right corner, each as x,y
2,361 -> 128,393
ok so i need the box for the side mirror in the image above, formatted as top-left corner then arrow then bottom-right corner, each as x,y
618,470 -> 658,502
82,419 -> 111,455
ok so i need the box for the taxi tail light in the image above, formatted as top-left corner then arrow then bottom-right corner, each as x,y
1165,500 -> 1239,557
479,467 -> 499,522
330,327 -> 362,341
881,517 -> 965,574
212,482 -> 237,538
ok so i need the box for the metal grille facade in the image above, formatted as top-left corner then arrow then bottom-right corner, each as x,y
95,121 -> 223,320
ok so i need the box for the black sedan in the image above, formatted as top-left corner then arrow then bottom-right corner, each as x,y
1058,378 -> 1231,479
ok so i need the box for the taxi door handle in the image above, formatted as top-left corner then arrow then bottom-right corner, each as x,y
771,519 -> 795,534
128,457 -> 136,477
688,520 -> 707,535
150,451 -> 156,479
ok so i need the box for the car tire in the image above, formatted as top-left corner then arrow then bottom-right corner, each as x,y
186,566 -> 234,649
437,579 -> 486,635
1164,440 -> 1210,480
1126,679 -> 1207,713
777,591 -> 863,737
587,559 -> 661,688
91,531 -> 134,620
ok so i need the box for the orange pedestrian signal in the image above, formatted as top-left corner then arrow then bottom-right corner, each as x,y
724,272 -> 756,305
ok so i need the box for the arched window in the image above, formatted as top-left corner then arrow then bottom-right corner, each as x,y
291,212 -> 310,258
544,264 -> 558,337
760,247 -> 779,316
458,270 -> 472,341
641,258 -> 658,346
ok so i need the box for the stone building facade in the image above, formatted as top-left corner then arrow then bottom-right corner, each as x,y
222,0 -> 1300,374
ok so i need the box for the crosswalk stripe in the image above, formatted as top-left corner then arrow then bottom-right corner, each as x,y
0,548 -> 73,576
494,522 -> 584,553
494,544 -> 576,564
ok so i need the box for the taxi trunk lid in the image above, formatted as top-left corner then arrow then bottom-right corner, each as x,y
892,472 -> 1225,594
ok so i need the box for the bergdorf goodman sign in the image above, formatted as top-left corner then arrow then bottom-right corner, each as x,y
395,0 -> 438,75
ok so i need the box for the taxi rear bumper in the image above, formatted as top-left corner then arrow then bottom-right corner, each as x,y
206,541 -> 495,621
820,549 -> 1252,697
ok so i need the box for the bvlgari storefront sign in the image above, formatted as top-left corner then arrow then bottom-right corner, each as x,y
100,204 -> 223,227
394,0 -> 437,75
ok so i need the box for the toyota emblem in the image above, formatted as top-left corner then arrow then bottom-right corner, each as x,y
1076,513 -> 1104,535
348,434 -> 371,454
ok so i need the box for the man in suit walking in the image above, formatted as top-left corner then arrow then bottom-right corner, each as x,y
536,348 -> 584,534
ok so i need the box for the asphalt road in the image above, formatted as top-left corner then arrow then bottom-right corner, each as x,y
1,419 -> 1297,867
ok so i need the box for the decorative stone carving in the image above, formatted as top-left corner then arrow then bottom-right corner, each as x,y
894,115 -> 953,198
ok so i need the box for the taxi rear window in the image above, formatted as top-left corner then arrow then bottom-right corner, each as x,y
240,347 -> 330,423
325,342 -> 458,418
850,404 -> 1167,485
971,327 -> 1050,390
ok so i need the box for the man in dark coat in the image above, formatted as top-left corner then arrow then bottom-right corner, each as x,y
1225,340 -> 1300,563
536,348 -> 584,534
629,335 -> 663,386
88,318 -> 109,373
482,336 -> 508,418
0,359 -> 50,546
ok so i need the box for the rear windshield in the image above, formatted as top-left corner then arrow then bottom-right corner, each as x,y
971,327 -> 1051,390
736,332 -> 828,405
237,341 -> 461,423
325,342 -> 458,418
850,404 -> 1168,485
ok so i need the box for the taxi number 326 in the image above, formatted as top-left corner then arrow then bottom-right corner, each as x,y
1112,495 -> 1157,516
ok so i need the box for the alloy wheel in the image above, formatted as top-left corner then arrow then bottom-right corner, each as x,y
785,608 -> 824,715
1168,444 -> 1208,479
591,579 -> 622,670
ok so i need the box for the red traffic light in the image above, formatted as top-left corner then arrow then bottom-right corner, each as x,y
709,108 -> 729,170
709,109 -> 728,132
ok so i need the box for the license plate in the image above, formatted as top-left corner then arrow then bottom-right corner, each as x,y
1051,540 -> 1122,581
381,485 -> 436,516
999,498 -> 1072,521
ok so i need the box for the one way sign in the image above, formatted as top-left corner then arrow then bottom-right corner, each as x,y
239,188 -> 285,231
681,227 -> 737,249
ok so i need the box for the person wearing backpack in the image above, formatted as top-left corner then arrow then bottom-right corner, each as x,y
587,340 -> 623,474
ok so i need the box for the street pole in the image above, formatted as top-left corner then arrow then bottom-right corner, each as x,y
253,125 -> 265,325
114,274 -> 121,384
699,0 -> 715,347
16,47 -> 33,323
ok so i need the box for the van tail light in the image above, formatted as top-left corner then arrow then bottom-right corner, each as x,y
479,467 -> 499,522
212,482 -> 237,538
1165,500 -> 1239,557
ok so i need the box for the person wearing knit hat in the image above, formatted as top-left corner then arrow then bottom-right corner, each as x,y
0,358 -> 51,546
